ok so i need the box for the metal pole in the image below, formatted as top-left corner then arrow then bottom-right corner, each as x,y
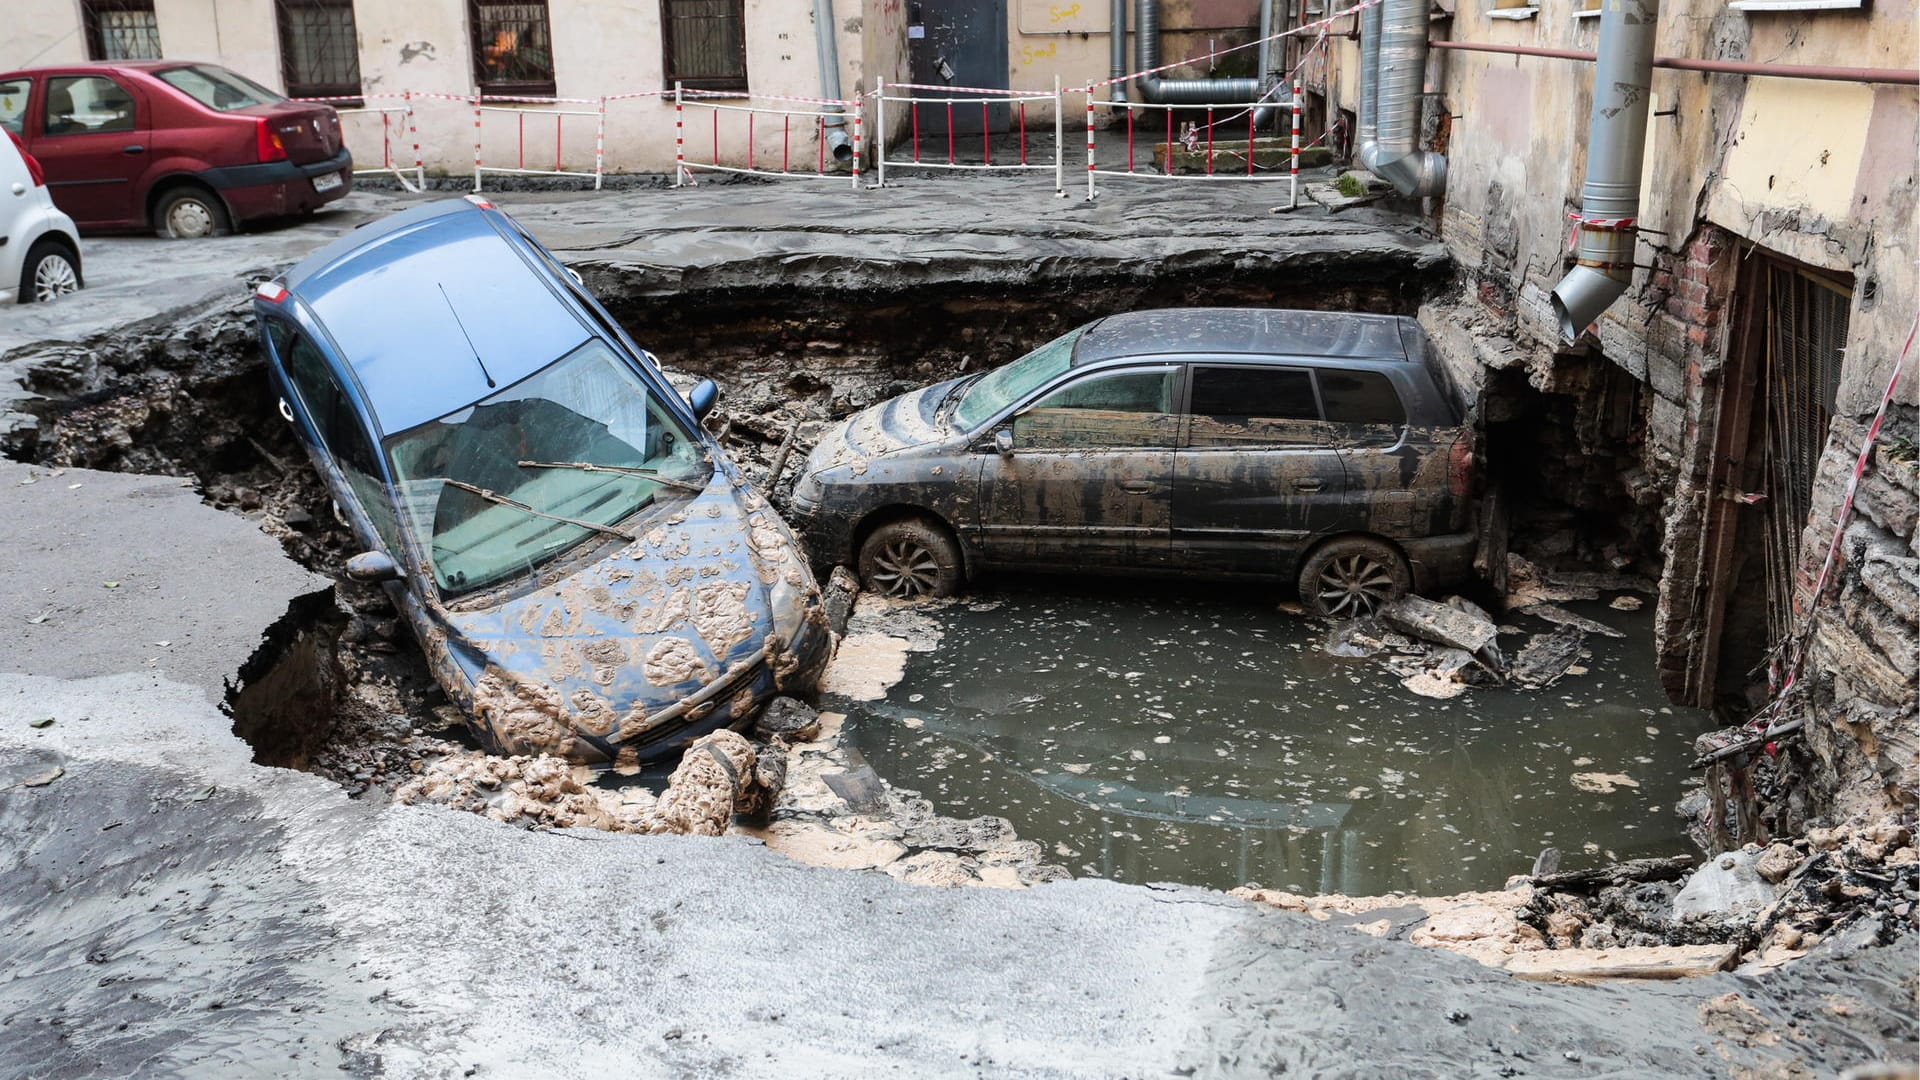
674,82 -> 685,186
1290,79 -> 1301,208
1085,95 -> 1096,200
1054,75 -> 1065,196
851,105 -> 862,190
471,96 -> 483,192
876,78 -> 887,188
593,97 -> 606,189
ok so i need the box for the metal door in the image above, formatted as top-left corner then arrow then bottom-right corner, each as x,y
1171,363 -> 1347,576
908,0 -> 1010,134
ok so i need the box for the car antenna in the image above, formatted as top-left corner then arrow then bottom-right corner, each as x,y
438,283 -> 496,388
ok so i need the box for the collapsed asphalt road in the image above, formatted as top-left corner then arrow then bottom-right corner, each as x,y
2,458 -> 1913,1078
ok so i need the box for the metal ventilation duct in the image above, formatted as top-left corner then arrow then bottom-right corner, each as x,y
1133,0 -> 1262,104
1361,0 -> 1445,196
1551,0 -> 1660,340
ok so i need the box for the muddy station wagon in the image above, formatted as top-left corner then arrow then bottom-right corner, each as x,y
789,308 -> 1476,616
253,197 -> 832,766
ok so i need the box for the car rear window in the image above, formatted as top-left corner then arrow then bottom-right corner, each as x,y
0,78 -> 28,135
1317,369 -> 1406,426
156,65 -> 284,111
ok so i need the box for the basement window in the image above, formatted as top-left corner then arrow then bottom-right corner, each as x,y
470,1 -> 557,97
83,0 -> 163,61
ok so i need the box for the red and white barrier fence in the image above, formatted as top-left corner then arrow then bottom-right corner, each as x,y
871,78 -> 1066,195
673,84 -> 861,189
472,96 -> 606,192
316,94 -> 425,193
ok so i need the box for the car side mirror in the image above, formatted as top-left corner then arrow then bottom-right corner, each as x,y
345,551 -> 405,583
993,428 -> 1014,456
687,378 -> 718,422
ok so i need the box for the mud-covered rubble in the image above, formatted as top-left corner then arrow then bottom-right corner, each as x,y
1323,552 -> 1654,700
1233,814 -> 1918,986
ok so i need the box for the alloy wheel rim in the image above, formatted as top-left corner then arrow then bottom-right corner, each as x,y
1317,553 -> 1395,618
33,255 -> 78,301
870,538 -> 941,598
168,200 -> 215,238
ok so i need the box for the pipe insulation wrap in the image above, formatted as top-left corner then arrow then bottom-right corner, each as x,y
1135,0 -> 1262,104
1551,0 -> 1659,341
1369,0 -> 1446,195
1357,0 -> 1382,169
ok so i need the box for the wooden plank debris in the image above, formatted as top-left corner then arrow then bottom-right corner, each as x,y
1516,602 -> 1627,639
1511,625 -> 1588,689
1504,943 -> 1740,983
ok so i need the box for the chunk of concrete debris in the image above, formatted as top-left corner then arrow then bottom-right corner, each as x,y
1673,848 -> 1779,920
822,565 -> 860,638
823,764 -> 891,815
1754,842 -> 1803,884
648,729 -> 768,837
1515,602 -> 1626,639
754,696 -> 822,743
1511,625 -> 1588,689
1380,594 -> 1504,673
1503,944 -> 1739,983
1609,595 -> 1644,612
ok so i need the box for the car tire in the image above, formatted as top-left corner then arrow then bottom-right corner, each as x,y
20,240 -> 81,303
153,186 -> 231,239
857,518 -> 963,600
1297,536 -> 1411,618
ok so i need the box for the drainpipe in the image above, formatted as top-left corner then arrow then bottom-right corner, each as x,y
1370,0 -> 1445,195
1111,0 -> 1129,104
813,0 -> 853,163
1252,0 -> 1280,130
1550,0 -> 1658,341
1134,0 -> 1261,104
1356,0 -> 1382,169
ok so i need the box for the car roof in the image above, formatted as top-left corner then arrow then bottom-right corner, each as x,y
1071,308 -> 1412,365
281,199 -> 591,435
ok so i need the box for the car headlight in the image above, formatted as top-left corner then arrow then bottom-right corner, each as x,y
789,469 -> 824,510
769,572 -> 810,644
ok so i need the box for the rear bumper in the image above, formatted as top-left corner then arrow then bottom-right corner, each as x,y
201,148 -> 354,222
1401,531 -> 1479,594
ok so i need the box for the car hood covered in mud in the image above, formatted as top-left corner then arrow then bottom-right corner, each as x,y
802,376 -> 965,475
426,470 -> 830,766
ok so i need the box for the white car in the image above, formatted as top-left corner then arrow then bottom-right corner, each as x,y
1,130 -> 82,304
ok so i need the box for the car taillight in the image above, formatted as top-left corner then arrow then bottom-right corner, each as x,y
6,130 -> 44,186
254,280 -> 289,303
255,118 -> 287,163
1447,431 -> 1474,498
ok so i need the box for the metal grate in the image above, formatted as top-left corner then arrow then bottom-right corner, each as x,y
83,0 -> 162,61
278,0 -> 361,99
661,0 -> 747,91
1758,260 -> 1852,646
470,1 -> 556,95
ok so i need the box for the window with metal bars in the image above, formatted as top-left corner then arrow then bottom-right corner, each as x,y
661,0 -> 747,92
278,0 -> 362,100
1757,258 -> 1852,646
83,0 -> 163,61
470,1 -> 557,96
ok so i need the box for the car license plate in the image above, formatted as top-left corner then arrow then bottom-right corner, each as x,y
312,171 -> 343,193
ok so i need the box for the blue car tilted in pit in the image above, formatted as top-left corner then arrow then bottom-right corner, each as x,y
252,196 -> 832,766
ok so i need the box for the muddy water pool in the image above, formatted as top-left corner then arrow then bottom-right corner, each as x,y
833,582 -> 1715,896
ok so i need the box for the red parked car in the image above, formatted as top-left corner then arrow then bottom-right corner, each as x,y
0,62 -> 351,238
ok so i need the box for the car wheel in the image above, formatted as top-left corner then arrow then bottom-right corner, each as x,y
20,241 -> 81,303
153,187 -> 231,239
1297,537 -> 1410,618
857,518 -> 963,600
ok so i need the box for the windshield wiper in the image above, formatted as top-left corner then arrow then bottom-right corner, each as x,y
442,479 -> 639,541
938,371 -> 988,422
516,460 -> 707,493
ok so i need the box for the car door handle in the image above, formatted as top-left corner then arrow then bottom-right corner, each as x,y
1292,479 -> 1325,492
1117,480 -> 1159,494
122,144 -> 146,154
278,398 -> 295,423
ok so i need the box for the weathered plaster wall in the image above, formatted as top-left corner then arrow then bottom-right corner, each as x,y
1005,0 -> 1268,123
1365,0 -> 1916,820
3,0 -> 92,68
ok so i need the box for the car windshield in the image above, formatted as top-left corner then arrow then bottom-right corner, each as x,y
384,339 -> 712,599
156,65 -> 284,111
950,326 -> 1087,431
